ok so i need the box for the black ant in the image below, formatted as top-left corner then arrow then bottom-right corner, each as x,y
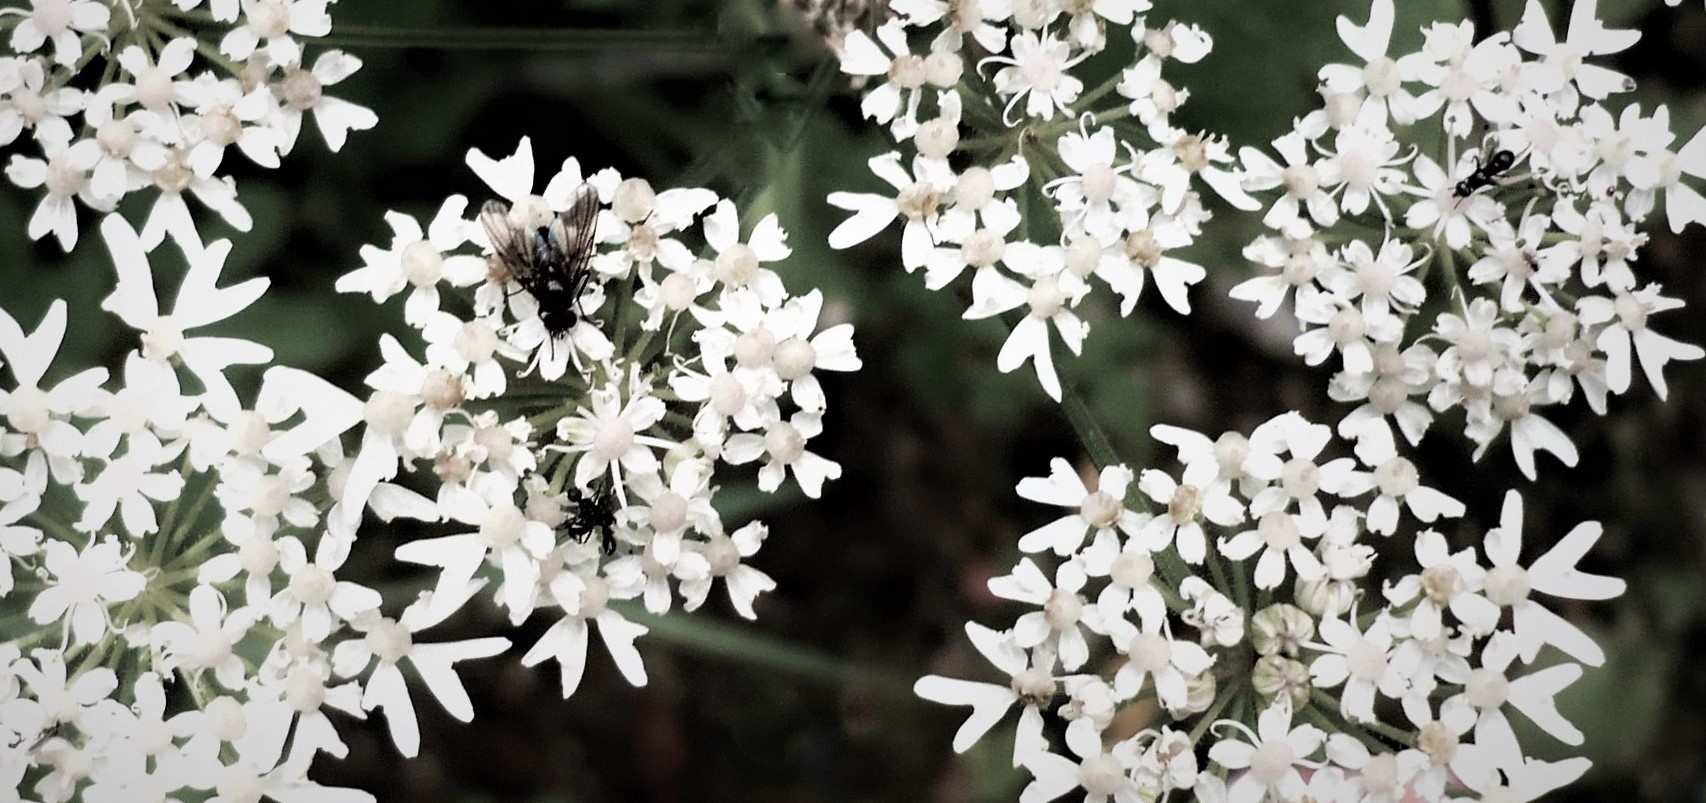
1453,149 -> 1518,198
563,481 -> 618,555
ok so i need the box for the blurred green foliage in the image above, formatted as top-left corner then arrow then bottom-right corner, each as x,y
2,0 -> 1704,800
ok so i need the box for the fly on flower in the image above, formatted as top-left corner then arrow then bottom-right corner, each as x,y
481,183 -> 602,338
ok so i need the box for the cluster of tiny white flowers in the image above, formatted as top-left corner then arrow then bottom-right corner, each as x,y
825,0 -> 1258,401
0,217 -> 392,801
1231,0 -> 1705,480
334,136 -> 859,692
1,0 -> 375,251
0,134 -> 858,798
917,411 -> 1624,802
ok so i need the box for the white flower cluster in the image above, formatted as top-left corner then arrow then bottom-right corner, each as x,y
824,0 -> 1258,401
0,218 -> 392,800
1,0 -> 375,251
1231,0 -> 1705,479
332,136 -> 860,698
917,411 -> 1624,802
0,135 -> 857,797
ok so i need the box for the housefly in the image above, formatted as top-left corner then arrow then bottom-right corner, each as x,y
480,184 -> 601,339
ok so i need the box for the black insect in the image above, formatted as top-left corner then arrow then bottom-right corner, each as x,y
480,183 -> 601,338
28,722 -> 61,754
1452,149 -> 1518,198
563,480 -> 619,555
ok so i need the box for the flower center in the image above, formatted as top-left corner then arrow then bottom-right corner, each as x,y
1420,563 -> 1464,604
714,242 -> 759,287
960,228 -> 1005,268
1362,57 -> 1402,96
289,565 -> 335,605
772,338 -> 817,381
1250,738 -> 1296,784
1110,551 -> 1154,589
1128,631 -> 1173,673
1464,667 -> 1510,711
280,68 -> 323,111
1026,276 -> 1066,318
5,386 -> 51,434
366,617 -> 414,664
1259,511 -> 1302,551
480,503 -> 526,549
1373,457 -> 1417,497
1043,588 -> 1082,630
592,415 -> 635,461
201,106 -> 244,147
1484,564 -> 1531,606
709,372 -> 747,416
764,422 -> 805,464
44,154 -> 85,198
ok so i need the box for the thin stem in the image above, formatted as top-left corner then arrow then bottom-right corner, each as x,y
1058,380 -> 1119,468
611,601 -> 917,697
318,25 -> 720,52
1188,683 -> 1239,746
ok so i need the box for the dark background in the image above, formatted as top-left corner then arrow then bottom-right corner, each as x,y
2,0 -> 1703,800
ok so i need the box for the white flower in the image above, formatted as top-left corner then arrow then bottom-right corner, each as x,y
679,521 -> 775,619
73,429 -> 184,537
29,536 -> 146,645
1511,0 -> 1640,101
1240,131 -> 1340,229
1318,0 -> 1438,126
1481,490 -> 1625,665
7,142 -> 107,250
1578,285 -> 1704,400
1015,458 -> 1143,557
1019,718 -> 1144,803
336,197 -> 485,323
395,496 -> 555,626
0,299 -> 107,483
912,622 -> 1051,764
554,383 -> 674,502
0,58 -> 83,150
722,412 -> 841,499
1391,531 -> 1501,643
101,215 -> 274,420
520,570 -> 649,698
837,21 -> 933,139
969,259 -> 1089,402
220,0 -> 333,67
1307,613 -> 1406,723
1109,616 -> 1213,711
331,584 -> 510,758
151,585 -> 258,690
268,533 -> 381,642
827,151 -> 956,271
1219,512 -> 1325,590
988,557 -> 1094,671
3,0 -> 110,67
1439,632 -> 1585,768
1135,468 -> 1243,564
274,51 -> 376,154
1207,698 -> 1324,803
1348,421 -> 1464,535
982,31 -> 1087,125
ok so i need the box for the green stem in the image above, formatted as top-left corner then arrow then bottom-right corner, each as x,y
317,25 -> 720,52
1058,380 -> 1117,467
612,601 -> 916,696
1188,683 -> 1239,747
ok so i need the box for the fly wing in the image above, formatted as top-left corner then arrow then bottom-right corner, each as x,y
555,183 -> 600,290
479,199 -> 536,282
